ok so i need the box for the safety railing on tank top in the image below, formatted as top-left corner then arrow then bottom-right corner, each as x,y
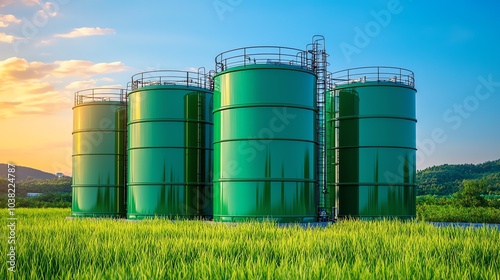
215,46 -> 314,73
330,66 -> 415,88
74,88 -> 127,106
130,68 -> 212,91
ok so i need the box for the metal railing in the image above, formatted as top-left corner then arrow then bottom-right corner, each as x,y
330,66 -> 415,88
215,46 -> 314,73
126,81 -> 133,94
74,88 -> 126,106
130,68 -> 212,91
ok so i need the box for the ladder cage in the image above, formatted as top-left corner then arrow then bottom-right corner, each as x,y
307,35 -> 330,221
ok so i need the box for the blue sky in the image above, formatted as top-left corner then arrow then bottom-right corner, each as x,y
0,0 -> 499,174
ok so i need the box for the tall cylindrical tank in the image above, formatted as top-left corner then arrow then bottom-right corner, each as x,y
325,90 -> 336,219
330,67 -> 417,219
127,70 -> 213,219
72,88 -> 127,217
213,47 -> 317,222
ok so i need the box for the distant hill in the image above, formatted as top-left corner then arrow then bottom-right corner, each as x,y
417,159 -> 500,195
0,163 -> 58,180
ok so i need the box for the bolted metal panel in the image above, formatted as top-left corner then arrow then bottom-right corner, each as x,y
330,69 -> 417,219
213,64 -> 317,222
126,82 -> 213,220
72,89 -> 126,217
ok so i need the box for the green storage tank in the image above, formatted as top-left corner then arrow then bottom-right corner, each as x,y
325,90 -> 336,219
72,88 -> 127,217
127,70 -> 213,219
213,47 -> 317,222
330,67 -> 417,219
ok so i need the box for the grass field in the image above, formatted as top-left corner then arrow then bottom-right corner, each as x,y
2,209 -> 499,279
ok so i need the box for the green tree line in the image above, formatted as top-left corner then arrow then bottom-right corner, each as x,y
0,177 -> 71,208
417,159 -> 500,195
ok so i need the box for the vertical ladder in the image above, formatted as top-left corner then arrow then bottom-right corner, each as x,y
196,68 -> 205,216
197,90 -> 202,217
309,35 -> 328,221
208,70 -> 215,91
123,87 -> 129,216
324,72 -> 335,220
333,92 -> 340,220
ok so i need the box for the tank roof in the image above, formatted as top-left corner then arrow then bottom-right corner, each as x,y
74,88 -> 126,106
215,46 -> 316,73
130,69 -> 213,91
330,66 -> 415,89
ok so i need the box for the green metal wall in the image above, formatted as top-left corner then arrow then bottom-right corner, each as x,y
127,85 -> 213,219
213,64 -> 317,222
325,91 -> 336,219
332,81 -> 417,219
72,101 -> 126,217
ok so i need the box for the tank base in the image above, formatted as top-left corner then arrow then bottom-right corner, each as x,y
213,215 -> 317,223
68,214 -> 124,219
127,214 -> 213,220
337,215 -> 416,221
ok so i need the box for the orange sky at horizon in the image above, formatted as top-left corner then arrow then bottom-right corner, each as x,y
0,110 -> 72,175
0,56 -> 127,176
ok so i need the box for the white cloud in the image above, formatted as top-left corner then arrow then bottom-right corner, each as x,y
100,77 -> 114,82
0,0 -> 53,9
53,60 -> 127,77
65,78 -> 118,91
0,57 -> 128,119
0,32 -> 20,43
0,0 -> 14,8
0,14 -> 21,27
22,0 -> 41,6
40,2 -> 57,17
38,39 -> 53,45
54,27 -> 115,38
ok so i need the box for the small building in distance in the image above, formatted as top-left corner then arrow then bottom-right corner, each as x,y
56,172 -> 64,178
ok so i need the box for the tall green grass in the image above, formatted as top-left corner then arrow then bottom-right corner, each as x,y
2,209 -> 499,279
